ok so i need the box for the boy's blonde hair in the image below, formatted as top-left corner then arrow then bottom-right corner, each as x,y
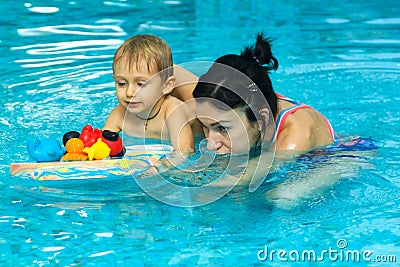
113,34 -> 173,81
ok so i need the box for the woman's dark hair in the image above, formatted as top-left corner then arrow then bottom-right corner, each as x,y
193,33 -> 279,122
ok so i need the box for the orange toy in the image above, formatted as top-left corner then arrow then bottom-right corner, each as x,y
61,138 -> 88,161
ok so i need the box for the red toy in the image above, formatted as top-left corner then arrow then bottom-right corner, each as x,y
101,130 -> 124,157
62,124 -> 125,160
80,125 -> 103,148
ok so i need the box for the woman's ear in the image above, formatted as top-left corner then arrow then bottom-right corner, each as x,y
258,107 -> 271,132
162,76 -> 176,95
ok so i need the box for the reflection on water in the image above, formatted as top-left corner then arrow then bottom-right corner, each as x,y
17,24 -> 126,37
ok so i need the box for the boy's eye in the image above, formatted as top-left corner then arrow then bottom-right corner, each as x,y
137,81 -> 147,87
115,81 -> 127,87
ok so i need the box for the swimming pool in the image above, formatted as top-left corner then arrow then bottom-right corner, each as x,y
1,0 -> 399,265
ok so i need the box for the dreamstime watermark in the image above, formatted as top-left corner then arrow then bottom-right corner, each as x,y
257,239 -> 397,263
122,61 -> 276,207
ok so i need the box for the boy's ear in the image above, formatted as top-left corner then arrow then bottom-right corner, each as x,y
162,76 -> 176,95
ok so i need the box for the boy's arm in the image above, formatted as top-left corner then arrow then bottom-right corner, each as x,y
165,100 -> 194,154
103,104 -> 124,133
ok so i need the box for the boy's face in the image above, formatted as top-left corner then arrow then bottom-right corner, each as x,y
113,59 -> 168,115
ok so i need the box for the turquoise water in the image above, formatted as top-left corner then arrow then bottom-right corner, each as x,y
1,0 -> 400,266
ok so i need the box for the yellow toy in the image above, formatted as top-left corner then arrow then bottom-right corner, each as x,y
82,138 -> 111,161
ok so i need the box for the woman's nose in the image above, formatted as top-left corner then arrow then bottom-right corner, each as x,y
206,131 -> 223,150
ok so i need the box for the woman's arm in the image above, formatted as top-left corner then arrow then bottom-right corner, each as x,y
217,140 -> 374,210
265,150 -> 375,209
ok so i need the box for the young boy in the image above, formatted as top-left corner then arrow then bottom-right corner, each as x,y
103,34 -> 195,153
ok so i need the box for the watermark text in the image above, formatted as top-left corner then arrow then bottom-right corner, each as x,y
257,239 -> 397,263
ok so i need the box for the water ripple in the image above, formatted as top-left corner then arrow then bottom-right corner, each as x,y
334,53 -> 400,60
326,18 -> 350,24
103,1 -> 137,8
137,21 -> 185,32
11,39 -> 123,56
366,18 -> 400,24
27,7 -> 60,14
17,24 -> 126,37
283,61 -> 400,75
9,64 -> 112,88
24,3 -> 59,14
349,39 -> 400,44
15,55 -> 112,68
9,39 -> 121,89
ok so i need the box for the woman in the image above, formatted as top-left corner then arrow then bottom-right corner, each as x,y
189,34 -> 373,208
145,34 -> 372,208
192,33 -> 337,155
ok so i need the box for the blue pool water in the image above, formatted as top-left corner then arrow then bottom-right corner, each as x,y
1,0 -> 400,266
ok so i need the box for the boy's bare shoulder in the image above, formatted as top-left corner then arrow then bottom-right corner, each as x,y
107,104 -> 127,124
164,95 -> 184,104
163,95 -> 192,116
163,95 -> 184,110
103,104 -> 126,132
110,104 -> 126,117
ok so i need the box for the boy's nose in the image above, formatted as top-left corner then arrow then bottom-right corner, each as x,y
126,84 -> 137,97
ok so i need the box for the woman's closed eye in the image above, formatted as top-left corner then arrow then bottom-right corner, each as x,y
217,125 -> 229,134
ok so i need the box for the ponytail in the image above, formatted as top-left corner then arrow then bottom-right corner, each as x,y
240,32 -> 278,71
193,32 -> 279,119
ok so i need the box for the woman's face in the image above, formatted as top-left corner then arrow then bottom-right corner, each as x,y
196,101 -> 260,155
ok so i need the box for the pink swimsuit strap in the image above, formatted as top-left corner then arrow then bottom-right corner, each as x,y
271,93 -> 336,143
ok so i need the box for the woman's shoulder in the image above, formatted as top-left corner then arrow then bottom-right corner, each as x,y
276,107 -> 333,151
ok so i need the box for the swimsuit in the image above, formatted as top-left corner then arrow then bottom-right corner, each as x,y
271,93 -> 379,152
271,93 -> 337,143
